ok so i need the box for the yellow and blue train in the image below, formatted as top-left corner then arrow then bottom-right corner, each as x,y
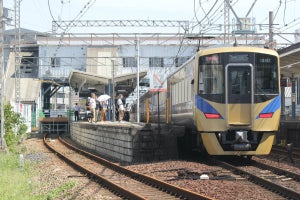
135,46 -> 280,156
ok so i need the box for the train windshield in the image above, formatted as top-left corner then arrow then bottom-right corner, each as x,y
198,54 -> 224,95
198,52 -> 279,102
255,53 -> 278,94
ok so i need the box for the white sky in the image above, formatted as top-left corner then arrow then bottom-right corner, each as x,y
3,0 -> 300,43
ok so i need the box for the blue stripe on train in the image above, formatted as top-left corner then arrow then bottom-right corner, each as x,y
256,95 -> 281,119
195,95 -> 224,119
195,95 -> 281,120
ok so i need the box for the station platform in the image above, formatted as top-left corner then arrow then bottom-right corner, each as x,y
70,121 -> 185,163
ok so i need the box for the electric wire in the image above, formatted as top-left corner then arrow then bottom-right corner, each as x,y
43,0 -> 300,86
283,0 -> 287,26
198,0 -> 219,26
198,0 -> 210,27
48,0 -> 96,58
192,0 -> 221,31
273,0 -> 282,22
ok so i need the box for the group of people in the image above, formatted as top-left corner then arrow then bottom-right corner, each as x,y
86,92 -> 109,123
73,93 -> 125,123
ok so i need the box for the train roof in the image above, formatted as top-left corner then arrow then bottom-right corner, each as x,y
166,45 -> 279,85
198,45 -> 279,57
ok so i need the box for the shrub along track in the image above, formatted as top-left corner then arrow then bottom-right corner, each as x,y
43,133 -> 212,200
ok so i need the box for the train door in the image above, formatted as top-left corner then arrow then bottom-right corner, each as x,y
225,64 -> 253,128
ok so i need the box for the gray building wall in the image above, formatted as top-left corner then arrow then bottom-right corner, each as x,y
38,44 -> 197,89
39,45 -> 87,79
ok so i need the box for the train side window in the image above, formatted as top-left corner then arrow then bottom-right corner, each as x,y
184,79 -> 188,102
181,81 -> 184,103
173,83 -> 177,104
172,85 -> 175,105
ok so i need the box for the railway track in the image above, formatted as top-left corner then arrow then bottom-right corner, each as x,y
213,157 -> 300,200
43,133 -> 212,200
272,145 -> 300,160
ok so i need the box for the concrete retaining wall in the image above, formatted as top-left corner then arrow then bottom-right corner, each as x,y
70,122 -> 184,163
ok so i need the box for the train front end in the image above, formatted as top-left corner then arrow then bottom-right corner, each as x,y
194,47 -> 280,156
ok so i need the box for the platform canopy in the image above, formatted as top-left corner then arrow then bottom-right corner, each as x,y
69,70 -> 147,97
279,42 -> 300,78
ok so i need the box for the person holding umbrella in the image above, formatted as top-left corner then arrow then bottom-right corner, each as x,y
98,94 -> 110,122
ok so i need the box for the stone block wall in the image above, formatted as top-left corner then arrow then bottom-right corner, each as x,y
70,123 -> 184,163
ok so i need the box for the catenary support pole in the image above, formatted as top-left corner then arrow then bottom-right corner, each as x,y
136,37 -> 140,123
0,0 -> 6,150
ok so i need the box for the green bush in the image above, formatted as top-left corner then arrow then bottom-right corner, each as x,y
3,103 -> 28,152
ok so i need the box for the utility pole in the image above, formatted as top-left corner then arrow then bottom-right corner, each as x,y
136,37 -> 140,123
111,59 -> 115,122
223,0 -> 230,44
0,0 -> 7,150
269,11 -> 274,49
14,0 -> 21,112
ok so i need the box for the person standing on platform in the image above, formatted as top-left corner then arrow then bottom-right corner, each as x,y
86,97 -> 92,123
100,99 -> 108,122
90,93 -> 96,123
97,94 -> 111,122
117,94 -> 125,122
95,95 -> 100,122
73,103 -> 80,121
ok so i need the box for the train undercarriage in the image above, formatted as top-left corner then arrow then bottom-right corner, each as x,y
177,128 -> 275,156
215,130 -> 263,151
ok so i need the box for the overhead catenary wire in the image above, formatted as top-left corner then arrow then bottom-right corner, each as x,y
283,0 -> 287,26
40,0 -> 300,80
191,0 -> 221,31
48,0 -> 96,58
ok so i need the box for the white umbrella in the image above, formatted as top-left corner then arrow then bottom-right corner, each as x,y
97,94 -> 111,102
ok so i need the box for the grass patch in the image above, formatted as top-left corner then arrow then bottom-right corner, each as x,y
44,182 -> 76,200
0,153 -> 35,200
0,153 -> 76,200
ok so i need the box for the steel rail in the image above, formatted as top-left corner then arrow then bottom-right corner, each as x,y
58,135 -> 212,200
44,133 -> 212,200
272,146 -> 300,158
44,134 -> 145,200
253,160 -> 300,181
214,159 -> 300,200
